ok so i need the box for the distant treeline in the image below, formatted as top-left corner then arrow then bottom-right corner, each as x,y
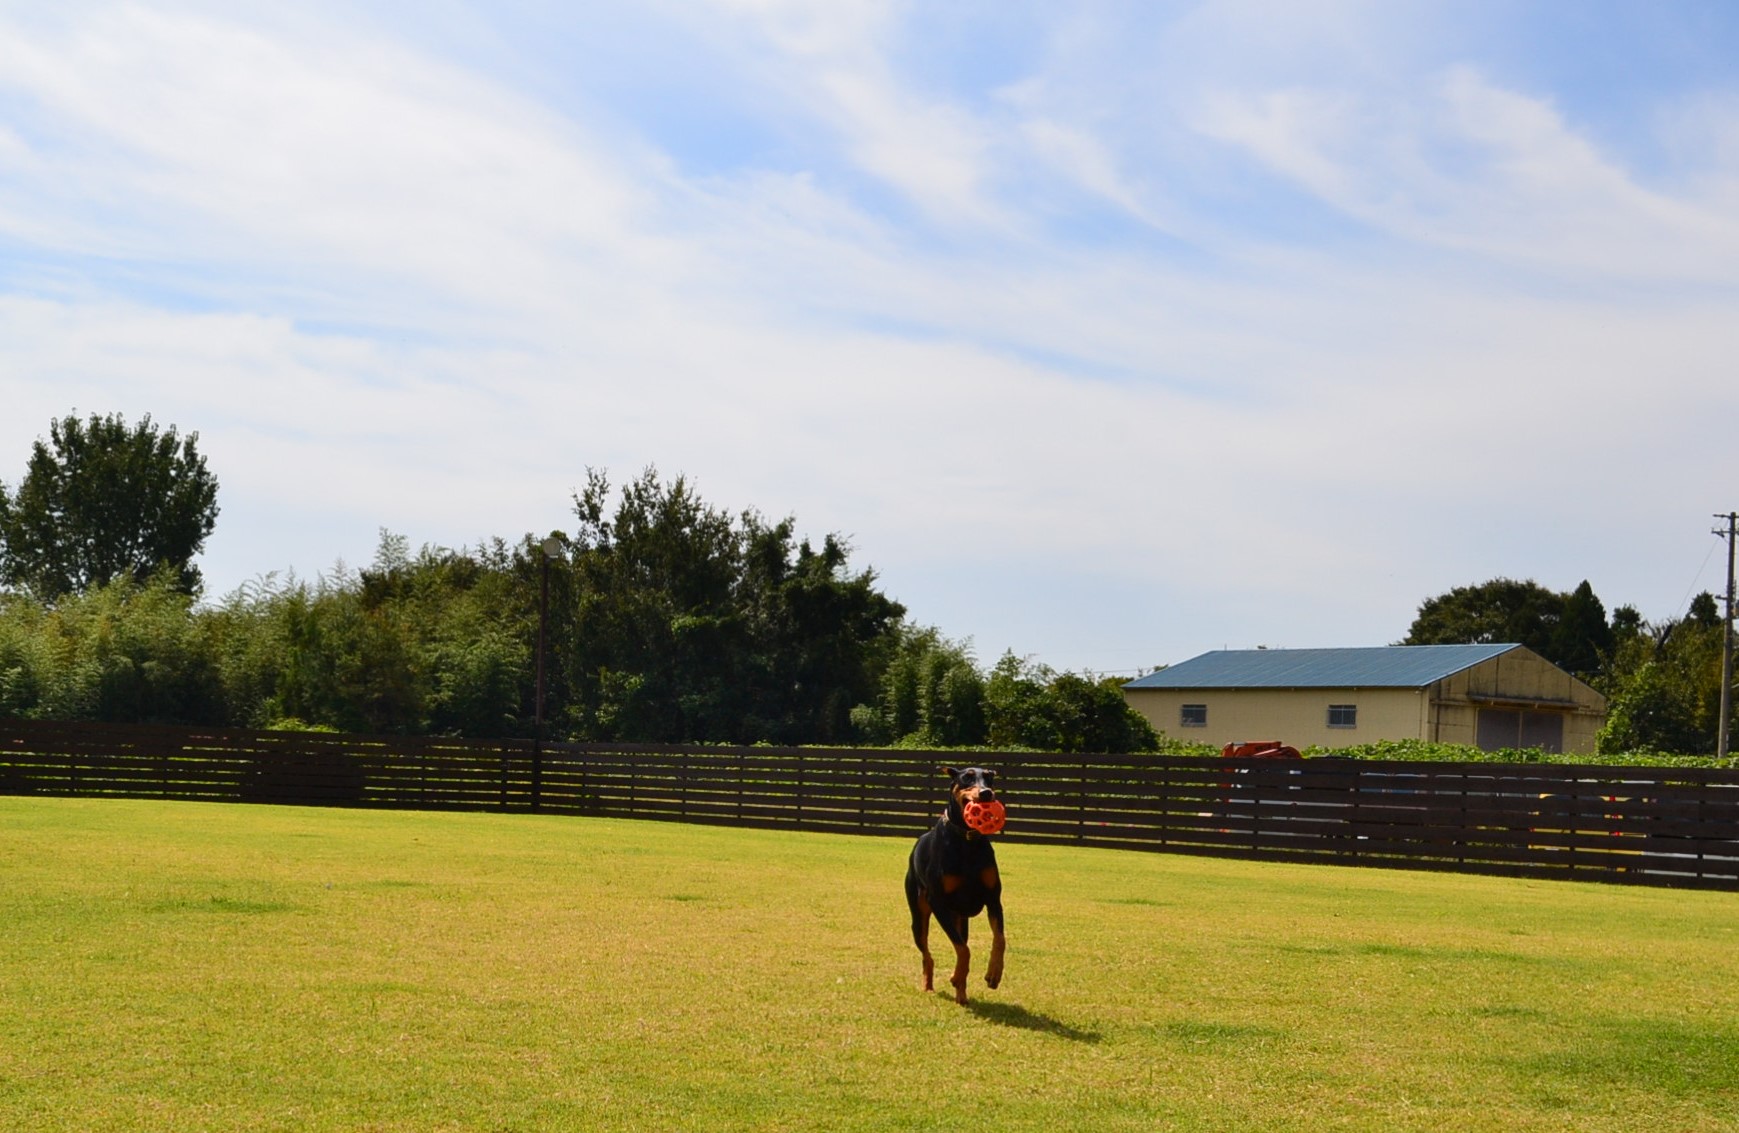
2,413 -> 1730,759
0,468 -> 1158,753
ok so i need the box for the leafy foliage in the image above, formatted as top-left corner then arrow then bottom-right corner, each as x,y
0,413 -> 219,600
0,574 -> 224,723
1550,579 -> 1613,678
982,652 -> 1160,754
849,639 -> 1160,753
1402,576 -> 1618,677
851,627 -> 986,747
1595,595 -> 1726,757
1307,736 -> 1736,768
560,468 -> 905,743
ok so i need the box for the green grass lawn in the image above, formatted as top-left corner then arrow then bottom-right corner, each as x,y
4,797 -> 1738,1132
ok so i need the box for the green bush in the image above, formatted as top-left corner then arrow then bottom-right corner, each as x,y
1302,736 -> 1736,769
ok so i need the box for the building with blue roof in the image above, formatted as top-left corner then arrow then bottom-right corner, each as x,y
1122,644 -> 1607,754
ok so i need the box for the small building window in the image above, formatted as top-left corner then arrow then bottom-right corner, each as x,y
1180,704 -> 1207,728
1327,704 -> 1357,728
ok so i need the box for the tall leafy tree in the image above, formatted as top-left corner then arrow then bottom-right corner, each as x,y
1609,604 -> 1644,643
736,519 -> 906,743
1549,580 -> 1614,678
984,652 -> 1160,754
0,413 -> 219,600
560,467 -> 904,743
1402,578 -> 1568,657
1404,576 -> 1623,676
851,627 -> 986,747
1596,594 -> 1726,755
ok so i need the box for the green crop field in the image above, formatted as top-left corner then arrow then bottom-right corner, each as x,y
3,796 -> 1738,1132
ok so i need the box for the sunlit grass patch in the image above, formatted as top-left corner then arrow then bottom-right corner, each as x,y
3,796 -> 1739,1132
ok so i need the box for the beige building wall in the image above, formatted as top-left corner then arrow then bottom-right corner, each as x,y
1123,647 -> 1608,755
1427,648 -> 1606,753
1124,687 -> 1428,750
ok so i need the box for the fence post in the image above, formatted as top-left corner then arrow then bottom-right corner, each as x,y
1077,759 -> 1087,843
1158,761 -> 1171,847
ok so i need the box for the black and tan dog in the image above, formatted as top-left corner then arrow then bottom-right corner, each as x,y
905,765 -> 1006,1004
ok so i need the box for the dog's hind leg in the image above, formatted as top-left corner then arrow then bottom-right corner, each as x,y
905,868 -> 935,992
983,887 -> 1006,990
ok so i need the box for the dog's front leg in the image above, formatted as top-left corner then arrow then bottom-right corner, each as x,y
984,889 -> 1006,990
915,897 -> 935,992
947,916 -> 972,1004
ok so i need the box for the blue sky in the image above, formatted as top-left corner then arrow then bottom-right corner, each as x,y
3,1 -> 1739,674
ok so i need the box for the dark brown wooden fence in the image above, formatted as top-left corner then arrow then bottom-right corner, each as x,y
5,718 -> 1739,890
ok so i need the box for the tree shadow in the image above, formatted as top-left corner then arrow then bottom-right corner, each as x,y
964,999 -> 1102,1043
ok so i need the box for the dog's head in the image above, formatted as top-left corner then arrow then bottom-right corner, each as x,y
945,765 -> 997,813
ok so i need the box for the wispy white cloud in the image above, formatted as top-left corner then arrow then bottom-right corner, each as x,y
2,2 -> 1738,669
0,5 -> 684,336
1197,65 -> 1739,283
676,0 -> 1012,227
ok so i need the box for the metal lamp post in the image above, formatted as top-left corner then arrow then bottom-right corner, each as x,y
534,534 -> 563,809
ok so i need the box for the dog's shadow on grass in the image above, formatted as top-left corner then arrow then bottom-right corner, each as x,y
964,999 -> 1102,1043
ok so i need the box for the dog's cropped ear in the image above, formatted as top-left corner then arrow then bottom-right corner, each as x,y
942,765 -> 960,780
982,770 -> 996,788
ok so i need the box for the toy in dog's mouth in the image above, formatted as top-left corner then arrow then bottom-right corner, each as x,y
962,798 -> 1006,835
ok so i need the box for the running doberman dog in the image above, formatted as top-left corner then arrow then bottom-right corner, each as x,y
905,765 -> 1006,1004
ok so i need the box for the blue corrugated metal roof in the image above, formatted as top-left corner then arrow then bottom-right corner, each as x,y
1122,644 -> 1520,690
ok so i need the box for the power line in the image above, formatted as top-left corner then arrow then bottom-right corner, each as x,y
1675,535 -> 1721,621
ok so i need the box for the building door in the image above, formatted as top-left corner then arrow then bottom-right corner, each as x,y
1475,708 -> 1565,754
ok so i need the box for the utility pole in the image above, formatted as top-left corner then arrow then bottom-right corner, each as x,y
534,534 -> 564,810
1718,512 -> 1737,762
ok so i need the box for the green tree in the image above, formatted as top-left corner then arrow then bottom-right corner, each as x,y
984,652 -> 1159,754
561,468 -> 903,744
1609,604 -> 1644,642
1404,577 -> 1622,676
0,413 -> 219,600
1686,591 -> 1721,629
1549,579 -> 1613,678
1595,593 -> 1726,755
736,520 -> 906,744
0,573 -> 224,724
1402,578 -> 1567,657
563,468 -> 742,741
852,628 -> 985,746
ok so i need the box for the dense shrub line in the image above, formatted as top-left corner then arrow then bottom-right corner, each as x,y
0,471 -> 1159,753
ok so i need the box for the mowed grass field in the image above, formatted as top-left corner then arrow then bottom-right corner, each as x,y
4,798 -> 1739,1132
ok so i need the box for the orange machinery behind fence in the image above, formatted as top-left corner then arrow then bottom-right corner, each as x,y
1220,740 -> 1303,760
